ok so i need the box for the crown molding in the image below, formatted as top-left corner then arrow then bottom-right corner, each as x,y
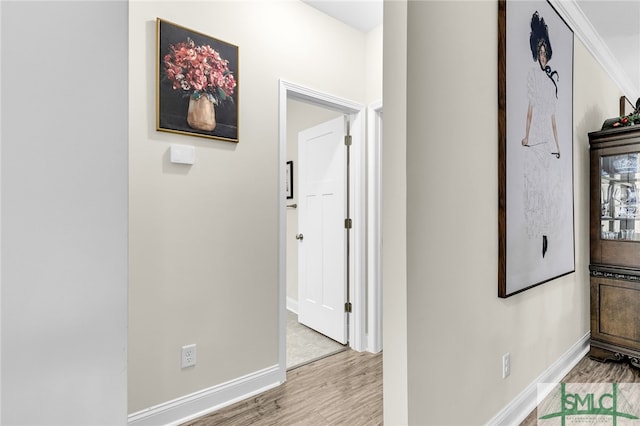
550,0 -> 640,101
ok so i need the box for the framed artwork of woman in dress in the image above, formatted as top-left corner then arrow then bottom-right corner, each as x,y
498,0 -> 574,297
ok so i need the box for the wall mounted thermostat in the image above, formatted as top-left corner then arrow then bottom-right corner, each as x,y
170,144 -> 195,165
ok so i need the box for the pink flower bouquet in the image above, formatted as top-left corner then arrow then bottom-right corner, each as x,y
163,37 -> 236,106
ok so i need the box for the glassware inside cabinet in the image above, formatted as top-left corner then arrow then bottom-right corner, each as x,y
601,153 -> 640,241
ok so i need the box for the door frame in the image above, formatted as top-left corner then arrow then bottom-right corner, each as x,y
278,79 -> 367,379
367,101 -> 383,353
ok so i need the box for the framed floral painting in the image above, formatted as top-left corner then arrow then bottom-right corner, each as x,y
498,0 -> 574,297
156,18 -> 239,142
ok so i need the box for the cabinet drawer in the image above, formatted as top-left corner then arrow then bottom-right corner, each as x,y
595,239 -> 640,268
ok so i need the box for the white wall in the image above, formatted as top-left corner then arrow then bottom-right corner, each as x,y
366,24 -> 383,104
382,0 -> 624,423
0,1 -> 129,424
128,0 -> 374,414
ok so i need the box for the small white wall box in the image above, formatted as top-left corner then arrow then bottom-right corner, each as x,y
170,144 -> 195,165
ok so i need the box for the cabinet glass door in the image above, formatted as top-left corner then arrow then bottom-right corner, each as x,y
601,153 -> 639,241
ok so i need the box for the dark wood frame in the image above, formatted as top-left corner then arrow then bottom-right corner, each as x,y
498,0 -> 575,297
156,18 -> 239,142
286,161 -> 294,199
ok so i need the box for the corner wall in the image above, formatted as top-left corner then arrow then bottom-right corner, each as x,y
1,1 -> 129,424
382,0 -> 409,423
382,0 -> 623,423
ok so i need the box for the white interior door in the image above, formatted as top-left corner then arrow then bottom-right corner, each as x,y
297,115 -> 347,344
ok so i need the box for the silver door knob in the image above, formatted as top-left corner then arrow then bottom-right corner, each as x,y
296,234 -> 304,241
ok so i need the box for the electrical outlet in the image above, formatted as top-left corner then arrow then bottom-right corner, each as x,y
502,352 -> 510,379
181,344 -> 197,369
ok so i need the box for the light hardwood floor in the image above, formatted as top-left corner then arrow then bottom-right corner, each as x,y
182,351 -> 640,425
521,356 -> 640,425
183,350 -> 382,426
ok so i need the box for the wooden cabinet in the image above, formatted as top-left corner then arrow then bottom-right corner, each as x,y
589,126 -> 640,366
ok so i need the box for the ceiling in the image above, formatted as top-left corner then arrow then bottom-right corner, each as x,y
302,0 -> 383,33
301,0 -> 640,103
575,1 -> 640,102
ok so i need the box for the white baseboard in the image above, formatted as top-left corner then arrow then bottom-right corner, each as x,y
486,332 -> 590,426
287,297 -> 298,314
128,364 -> 282,426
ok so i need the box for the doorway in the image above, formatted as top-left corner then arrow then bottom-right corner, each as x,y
278,80 -> 379,378
287,110 -> 349,369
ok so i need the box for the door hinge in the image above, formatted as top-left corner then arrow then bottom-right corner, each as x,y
344,135 -> 352,146
345,218 -> 352,229
345,302 -> 352,313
